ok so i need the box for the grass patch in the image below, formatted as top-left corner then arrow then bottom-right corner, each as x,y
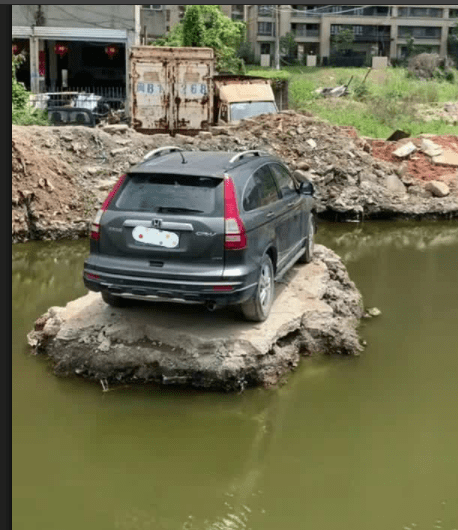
247,65 -> 458,137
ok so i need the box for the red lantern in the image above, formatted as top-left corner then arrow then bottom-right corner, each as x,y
12,43 -> 19,55
54,43 -> 68,58
105,44 -> 118,58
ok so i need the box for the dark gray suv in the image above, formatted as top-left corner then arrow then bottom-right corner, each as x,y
83,147 -> 315,321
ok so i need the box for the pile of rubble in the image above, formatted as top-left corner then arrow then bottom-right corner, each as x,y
12,111 -> 458,243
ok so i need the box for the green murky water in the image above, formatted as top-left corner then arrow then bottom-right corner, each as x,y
12,222 -> 458,530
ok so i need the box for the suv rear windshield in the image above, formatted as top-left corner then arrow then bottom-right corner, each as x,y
114,173 -> 223,215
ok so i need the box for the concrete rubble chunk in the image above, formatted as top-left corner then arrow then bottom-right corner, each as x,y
425,180 -> 450,197
296,161 -> 311,171
306,139 -> 317,149
110,147 -> 130,156
421,138 -> 443,158
432,149 -> 458,167
293,169 -> 313,182
198,131 -> 213,140
102,124 -> 129,134
385,174 -> 406,195
393,142 -> 417,158
27,245 -> 364,391
367,307 -> 382,317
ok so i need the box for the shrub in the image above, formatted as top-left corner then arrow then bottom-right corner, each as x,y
352,82 -> 370,100
12,54 -> 48,126
407,53 -> 455,81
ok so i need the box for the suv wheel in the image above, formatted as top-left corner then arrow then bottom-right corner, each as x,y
241,254 -> 275,322
299,214 -> 315,264
101,291 -> 128,308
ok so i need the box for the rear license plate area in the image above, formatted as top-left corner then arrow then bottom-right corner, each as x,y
132,225 -> 179,248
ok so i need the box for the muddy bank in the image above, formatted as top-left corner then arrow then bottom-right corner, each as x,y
12,114 -> 458,243
27,245 -> 364,391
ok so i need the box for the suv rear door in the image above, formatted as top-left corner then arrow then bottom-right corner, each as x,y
97,172 -> 225,281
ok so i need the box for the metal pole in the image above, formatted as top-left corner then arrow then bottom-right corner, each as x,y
134,5 -> 141,46
275,5 -> 280,70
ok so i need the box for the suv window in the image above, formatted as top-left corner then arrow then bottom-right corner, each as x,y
243,165 -> 279,212
114,173 -> 222,215
270,164 -> 297,198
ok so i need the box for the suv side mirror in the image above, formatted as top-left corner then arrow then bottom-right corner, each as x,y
299,180 -> 314,196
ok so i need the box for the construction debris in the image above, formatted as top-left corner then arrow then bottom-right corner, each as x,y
12,111 -> 458,243
393,142 -> 417,158
421,138 -> 443,158
425,181 -> 450,197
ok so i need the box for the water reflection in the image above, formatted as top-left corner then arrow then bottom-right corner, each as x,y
316,221 -> 458,263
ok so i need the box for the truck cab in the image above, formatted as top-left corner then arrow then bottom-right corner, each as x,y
213,75 -> 278,124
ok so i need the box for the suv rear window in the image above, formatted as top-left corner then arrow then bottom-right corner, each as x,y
114,173 -> 222,215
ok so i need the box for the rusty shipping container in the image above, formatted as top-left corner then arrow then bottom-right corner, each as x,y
129,46 -> 214,135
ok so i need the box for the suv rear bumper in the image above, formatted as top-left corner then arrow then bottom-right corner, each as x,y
83,264 -> 258,307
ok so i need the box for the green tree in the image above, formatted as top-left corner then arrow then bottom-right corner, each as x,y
332,28 -> 354,53
405,33 -> 416,59
152,5 -> 246,73
280,31 -> 298,59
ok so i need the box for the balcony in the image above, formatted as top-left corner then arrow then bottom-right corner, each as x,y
258,5 -> 274,18
331,25 -> 391,42
398,7 -> 443,18
398,27 -> 442,40
291,5 -> 390,17
293,29 -> 320,38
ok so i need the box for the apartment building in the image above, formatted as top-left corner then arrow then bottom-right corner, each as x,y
139,5 -> 245,42
245,5 -> 458,64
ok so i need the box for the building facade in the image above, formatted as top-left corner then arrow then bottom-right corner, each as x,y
245,5 -> 458,65
11,5 -> 246,94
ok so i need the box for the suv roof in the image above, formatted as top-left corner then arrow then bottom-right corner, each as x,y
130,149 -> 281,177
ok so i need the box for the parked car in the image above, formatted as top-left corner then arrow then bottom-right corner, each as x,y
83,148 -> 316,321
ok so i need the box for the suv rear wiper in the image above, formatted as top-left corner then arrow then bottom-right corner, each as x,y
157,207 -> 204,214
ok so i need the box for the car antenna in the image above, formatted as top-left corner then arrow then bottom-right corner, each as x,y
179,151 -> 187,164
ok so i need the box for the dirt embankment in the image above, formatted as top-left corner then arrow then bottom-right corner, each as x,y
12,113 -> 458,243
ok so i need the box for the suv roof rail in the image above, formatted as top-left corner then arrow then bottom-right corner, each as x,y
228,150 -> 270,165
143,146 -> 184,162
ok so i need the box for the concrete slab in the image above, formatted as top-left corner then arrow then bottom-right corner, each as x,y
28,245 -> 364,391
432,149 -> 458,167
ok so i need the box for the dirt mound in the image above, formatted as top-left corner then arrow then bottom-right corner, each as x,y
12,129 -> 86,242
11,114 -> 458,242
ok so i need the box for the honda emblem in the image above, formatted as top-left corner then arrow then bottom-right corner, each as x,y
151,218 -> 162,229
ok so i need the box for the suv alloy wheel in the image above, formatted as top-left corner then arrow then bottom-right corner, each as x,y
240,254 -> 275,322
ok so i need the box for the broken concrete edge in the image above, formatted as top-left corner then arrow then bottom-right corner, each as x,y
27,245 -> 366,392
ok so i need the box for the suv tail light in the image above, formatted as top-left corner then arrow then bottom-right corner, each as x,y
224,176 -> 247,250
90,174 -> 127,240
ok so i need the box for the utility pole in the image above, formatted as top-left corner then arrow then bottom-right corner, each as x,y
134,5 -> 141,46
275,5 -> 280,70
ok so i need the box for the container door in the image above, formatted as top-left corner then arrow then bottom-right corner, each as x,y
174,61 -> 212,132
131,60 -> 170,132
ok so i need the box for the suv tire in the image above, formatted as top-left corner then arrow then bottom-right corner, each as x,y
299,214 -> 315,264
241,254 -> 275,322
101,291 -> 128,308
